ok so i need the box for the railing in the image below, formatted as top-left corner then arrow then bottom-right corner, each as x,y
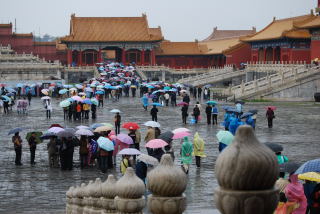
226,65 -> 320,99
137,65 -> 234,74
65,66 -> 96,71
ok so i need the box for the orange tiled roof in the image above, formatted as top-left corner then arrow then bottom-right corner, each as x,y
33,41 -> 56,46
13,33 -> 33,37
295,16 -> 320,29
61,14 -> 163,42
201,38 -> 242,55
149,27 -> 163,40
242,14 -> 314,42
203,27 -> 256,41
0,23 -> 12,28
155,41 -> 208,56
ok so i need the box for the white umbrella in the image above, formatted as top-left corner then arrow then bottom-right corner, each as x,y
76,125 -> 90,130
137,154 -> 159,165
144,121 -> 161,128
173,128 -> 190,134
110,109 -> 121,113
75,129 -> 94,136
41,96 -> 51,100
47,127 -> 64,134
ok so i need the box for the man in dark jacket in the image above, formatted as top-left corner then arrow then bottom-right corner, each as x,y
181,105 -> 188,124
28,132 -> 37,165
150,105 -> 158,122
205,104 -> 212,125
266,107 -> 275,128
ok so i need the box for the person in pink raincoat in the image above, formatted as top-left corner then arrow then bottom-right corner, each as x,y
285,174 -> 307,214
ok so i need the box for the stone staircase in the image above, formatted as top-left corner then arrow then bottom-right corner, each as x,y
225,65 -> 319,101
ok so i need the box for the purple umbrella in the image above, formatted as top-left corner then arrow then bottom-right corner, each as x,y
118,148 -> 141,155
116,134 -> 133,145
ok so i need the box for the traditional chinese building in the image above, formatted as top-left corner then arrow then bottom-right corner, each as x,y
60,14 -> 163,66
241,14 -> 314,63
0,23 -> 67,64
155,28 -> 255,68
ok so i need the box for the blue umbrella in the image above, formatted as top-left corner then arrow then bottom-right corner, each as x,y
151,103 -> 162,107
16,83 -> 24,88
295,159 -> 320,174
97,137 -> 114,151
63,85 -> 73,89
6,93 -> 14,97
75,84 -> 83,89
83,99 -> 92,105
85,87 -> 93,92
59,89 -> 68,95
147,85 -> 155,89
206,101 -> 218,105
91,123 -> 104,129
8,127 -> 23,135
6,88 -> 16,93
1,95 -> 10,102
240,112 -> 254,119
95,90 -> 104,95
222,106 -> 232,111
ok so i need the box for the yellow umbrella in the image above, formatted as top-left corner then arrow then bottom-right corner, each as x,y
94,126 -> 113,133
298,172 -> 320,182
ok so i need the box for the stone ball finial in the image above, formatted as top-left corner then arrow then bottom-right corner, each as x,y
147,154 -> 187,197
76,183 -> 86,198
215,125 -> 278,190
89,178 -> 102,198
66,186 -> 75,198
84,180 -> 94,198
116,167 -> 145,199
101,174 -> 117,199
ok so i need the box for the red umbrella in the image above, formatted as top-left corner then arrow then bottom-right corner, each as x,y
265,106 -> 277,111
122,122 -> 140,130
49,124 -> 64,128
177,102 -> 189,106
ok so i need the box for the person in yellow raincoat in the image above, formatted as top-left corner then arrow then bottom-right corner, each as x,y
193,132 -> 206,167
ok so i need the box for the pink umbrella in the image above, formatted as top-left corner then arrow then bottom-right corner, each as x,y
118,148 -> 141,155
177,102 -> 189,106
265,106 -> 277,111
116,134 -> 133,145
145,139 -> 168,149
172,131 -> 191,139
71,96 -> 83,102
173,128 -> 190,134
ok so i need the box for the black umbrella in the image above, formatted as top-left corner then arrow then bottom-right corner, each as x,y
158,131 -> 174,143
40,132 -> 56,140
265,143 -> 283,153
279,162 -> 300,174
249,109 -> 258,114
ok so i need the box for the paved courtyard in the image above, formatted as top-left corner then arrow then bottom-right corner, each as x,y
0,96 -> 320,213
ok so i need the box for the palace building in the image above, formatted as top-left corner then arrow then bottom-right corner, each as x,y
60,14 -> 163,66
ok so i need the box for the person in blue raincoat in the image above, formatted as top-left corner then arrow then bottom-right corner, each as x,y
228,114 -> 239,135
224,111 -> 231,131
141,94 -> 148,111
245,115 -> 255,129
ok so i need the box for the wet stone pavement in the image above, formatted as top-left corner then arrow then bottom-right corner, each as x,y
0,96 -> 320,213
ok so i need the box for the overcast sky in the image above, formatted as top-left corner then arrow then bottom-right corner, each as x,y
0,0 -> 316,41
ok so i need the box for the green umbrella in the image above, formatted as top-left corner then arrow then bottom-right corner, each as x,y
216,130 -> 234,145
59,100 -> 71,108
90,98 -> 99,105
206,101 -> 218,105
26,131 -> 43,144
164,86 -> 171,90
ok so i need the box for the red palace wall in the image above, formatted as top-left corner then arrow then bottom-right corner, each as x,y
311,40 -> 320,61
226,44 -> 251,67
156,55 -> 211,69
251,49 -> 259,62
291,49 -> 310,63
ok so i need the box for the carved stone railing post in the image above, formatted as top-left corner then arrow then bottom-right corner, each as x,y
83,180 -> 94,214
66,186 -> 74,214
101,175 -> 117,214
75,183 -> 86,214
114,167 -> 145,214
214,125 -> 279,214
72,185 -> 80,213
90,178 -> 103,214
147,154 -> 187,214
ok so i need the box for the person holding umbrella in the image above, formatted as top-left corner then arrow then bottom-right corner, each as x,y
79,135 -> 89,169
12,132 -> 23,165
27,132 -> 37,165
181,104 -> 188,124
205,104 -> 212,125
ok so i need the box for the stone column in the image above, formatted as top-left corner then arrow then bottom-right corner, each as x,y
79,50 -> 82,66
114,167 -> 145,214
122,48 -> 126,65
100,175 -> 117,214
141,49 -> 145,65
147,154 -> 187,214
214,125 -> 279,214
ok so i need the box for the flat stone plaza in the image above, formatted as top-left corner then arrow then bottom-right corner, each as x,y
0,96 -> 320,213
